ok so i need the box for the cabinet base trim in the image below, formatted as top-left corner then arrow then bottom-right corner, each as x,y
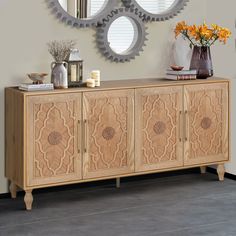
20,161 -> 228,190
3,166 -> 235,200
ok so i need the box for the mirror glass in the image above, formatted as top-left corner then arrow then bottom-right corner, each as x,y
107,16 -> 137,54
135,0 -> 176,14
59,0 -> 107,18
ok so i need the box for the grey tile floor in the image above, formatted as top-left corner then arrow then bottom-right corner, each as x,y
0,172 -> 236,236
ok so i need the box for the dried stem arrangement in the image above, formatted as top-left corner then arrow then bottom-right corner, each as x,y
47,40 -> 76,62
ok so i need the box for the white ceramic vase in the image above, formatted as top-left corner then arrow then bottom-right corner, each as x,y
172,37 -> 192,69
51,62 -> 68,89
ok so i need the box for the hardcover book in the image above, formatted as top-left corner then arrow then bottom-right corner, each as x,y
19,83 -> 54,91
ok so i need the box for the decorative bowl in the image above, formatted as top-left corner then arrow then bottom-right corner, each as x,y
27,73 -> 48,84
170,65 -> 184,71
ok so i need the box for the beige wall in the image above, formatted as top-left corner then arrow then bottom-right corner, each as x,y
0,0 -> 207,194
205,0 -> 236,175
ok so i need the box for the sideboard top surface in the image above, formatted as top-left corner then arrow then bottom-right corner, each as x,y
7,77 -> 230,96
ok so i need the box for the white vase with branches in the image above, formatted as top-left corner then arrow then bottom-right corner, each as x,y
48,40 -> 76,89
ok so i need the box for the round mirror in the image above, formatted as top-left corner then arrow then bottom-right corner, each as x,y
48,0 -> 118,27
122,0 -> 189,21
59,0 -> 107,19
107,16 -> 137,54
135,0 -> 175,14
97,8 -> 147,62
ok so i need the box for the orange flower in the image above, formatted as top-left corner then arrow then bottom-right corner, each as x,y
198,23 -> 208,37
188,24 -> 200,41
190,23 -> 213,41
218,28 -> 231,44
174,21 -> 188,38
212,24 -> 221,31
174,21 -> 231,47
201,28 -> 213,40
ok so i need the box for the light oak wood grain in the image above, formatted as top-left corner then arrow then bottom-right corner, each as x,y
26,93 -> 82,187
135,86 -> 184,172
8,78 -> 230,97
217,164 -> 225,181
24,190 -> 33,210
9,182 -> 17,199
116,178 -> 121,188
5,78 -> 230,209
184,83 -> 229,166
200,166 -> 207,174
5,88 -> 25,189
83,89 -> 135,179
16,160 -> 228,191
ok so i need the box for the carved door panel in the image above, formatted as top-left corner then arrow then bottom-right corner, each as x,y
135,86 -> 184,172
83,90 -> 134,179
184,83 -> 229,166
27,94 -> 82,187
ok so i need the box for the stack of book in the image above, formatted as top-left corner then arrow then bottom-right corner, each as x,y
19,83 -> 54,91
166,69 -> 197,80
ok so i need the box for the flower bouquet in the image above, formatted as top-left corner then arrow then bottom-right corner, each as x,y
174,21 -> 231,79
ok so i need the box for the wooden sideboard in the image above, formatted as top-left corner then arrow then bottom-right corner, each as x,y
5,78 -> 230,210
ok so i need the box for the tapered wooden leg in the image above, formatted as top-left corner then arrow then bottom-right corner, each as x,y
116,178 -> 120,188
9,182 -> 17,199
200,166 -> 207,174
217,164 -> 225,181
24,190 -> 33,211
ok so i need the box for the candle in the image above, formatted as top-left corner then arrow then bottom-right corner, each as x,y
86,79 -> 95,88
71,65 -> 77,82
90,70 -> 100,87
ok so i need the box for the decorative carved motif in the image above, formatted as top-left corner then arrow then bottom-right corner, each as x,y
141,93 -> 178,165
86,96 -> 129,172
102,127 -> 116,140
48,131 -> 63,145
153,121 -> 166,135
188,89 -> 223,159
201,117 -> 212,130
33,101 -> 76,179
